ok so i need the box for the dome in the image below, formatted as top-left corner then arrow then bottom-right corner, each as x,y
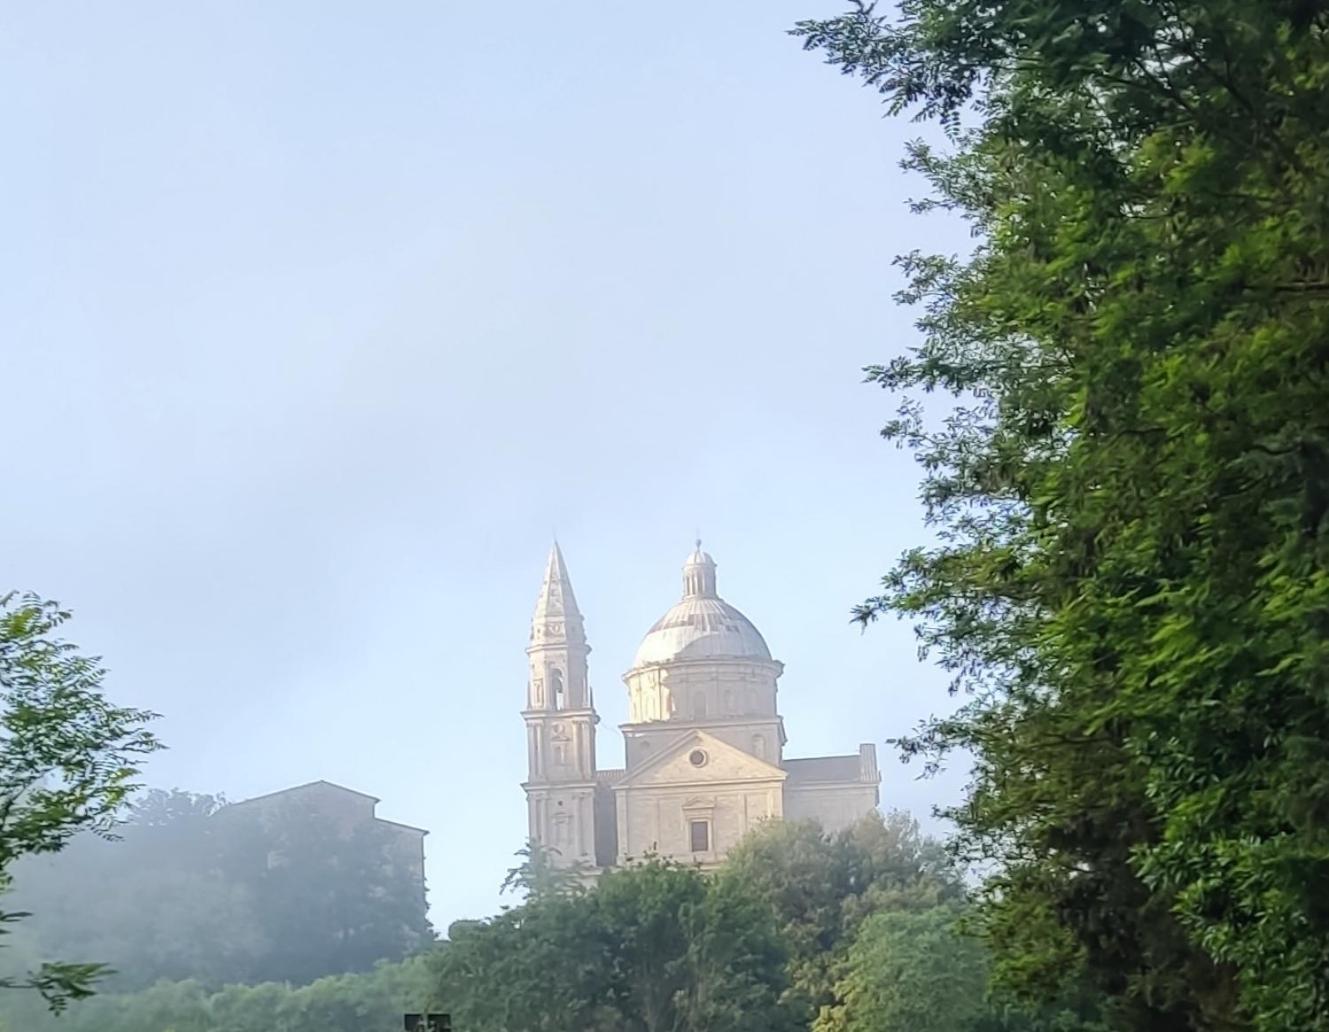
632,597 -> 772,666
630,543 -> 772,667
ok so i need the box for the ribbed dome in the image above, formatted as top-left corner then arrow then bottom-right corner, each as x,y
630,543 -> 772,667
632,597 -> 771,666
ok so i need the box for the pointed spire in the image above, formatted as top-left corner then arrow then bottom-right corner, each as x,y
532,542 -> 586,645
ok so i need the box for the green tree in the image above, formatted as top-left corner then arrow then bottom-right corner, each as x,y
433,857 -> 795,1032
816,905 -> 988,1032
718,812 -> 961,1021
0,956 -> 439,1032
818,904 -> 1106,1032
431,886 -> 614,1031
795,1 -> 1329,1028
0,592 -> 159,1010
501,839 -> 593,901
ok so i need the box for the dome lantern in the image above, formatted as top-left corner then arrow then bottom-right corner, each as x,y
682,540 -> 717,599
628,543 -> 772,669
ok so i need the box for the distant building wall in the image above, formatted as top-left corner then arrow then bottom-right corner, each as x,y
219,780 -> 428,903
783,782 -> 880,833
781,745 -> 881,834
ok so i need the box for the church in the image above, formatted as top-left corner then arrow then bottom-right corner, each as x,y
522,542 -> 881,871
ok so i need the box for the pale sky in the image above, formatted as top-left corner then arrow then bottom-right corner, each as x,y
1,1 -> 973,926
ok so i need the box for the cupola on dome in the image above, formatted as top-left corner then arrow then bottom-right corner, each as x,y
630,543 -> 772,667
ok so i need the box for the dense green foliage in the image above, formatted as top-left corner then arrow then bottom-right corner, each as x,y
6,787 -> 432,989
817,905 -> 989,1032
716,811 -> 962,1021
0,956 -> 439,1032
795,1 -> 1329,1028
437,856 -> 796,1032
2,813 -> 1066,1032
0,592 -> 159,1010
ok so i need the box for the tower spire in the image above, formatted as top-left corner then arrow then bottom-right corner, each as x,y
522,543 -> 600,869
532,542 -> 585,647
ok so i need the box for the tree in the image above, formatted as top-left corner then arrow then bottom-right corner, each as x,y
432,857 -> 796,1032
8,785 -> 430,990
211,797 -> 434,984
795,1 -> 1329,1028
718,813 -> 962,1021
127,787 -> 225,827
816,905 -> 988,1032
0,956 -> 440,1032
0,592 -> 159,1010
8,790 -> 267,990
500,839 -> 592,901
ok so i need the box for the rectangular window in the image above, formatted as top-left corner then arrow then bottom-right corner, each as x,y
689,819 -> 709,853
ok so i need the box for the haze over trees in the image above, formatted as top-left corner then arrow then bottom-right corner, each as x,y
3,814 -> 1090,1032
4,0 -> 1328,1029
6,786 -> 432,990
794,0 -> 1329,1028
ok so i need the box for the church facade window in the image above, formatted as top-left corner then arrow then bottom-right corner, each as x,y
689,819 -> 710,853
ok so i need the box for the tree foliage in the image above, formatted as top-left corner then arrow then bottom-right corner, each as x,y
816,904 -> 989,1032
1,812 -> 1084,1031
0,956 -> 440,1032
501,839 -> 593,901
0,592 -> 159,1010
795,1 -> 1329,1028
717,812 -> 962,1021
215,798 -> 433,984
434,856 -> 797,1032
7,787 -> 432,989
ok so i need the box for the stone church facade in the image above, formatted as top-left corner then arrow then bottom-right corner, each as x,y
522,543 -> 880,871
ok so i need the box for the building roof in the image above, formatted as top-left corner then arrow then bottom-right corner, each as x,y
375,817 -> 430,835
220,780 -> 428,835
630,546 -> 772,668
782,755 -> 863,784
595,769 -> 625,786
225,779 -> 381,808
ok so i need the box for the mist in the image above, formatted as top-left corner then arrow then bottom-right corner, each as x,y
1,0 -> 970,931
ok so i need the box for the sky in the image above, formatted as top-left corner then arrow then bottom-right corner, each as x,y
1,1 -> 974,926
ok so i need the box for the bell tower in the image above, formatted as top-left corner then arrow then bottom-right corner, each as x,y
522,543 -> 599,867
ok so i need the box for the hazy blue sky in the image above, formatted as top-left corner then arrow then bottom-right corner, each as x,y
2,2 -> 973,925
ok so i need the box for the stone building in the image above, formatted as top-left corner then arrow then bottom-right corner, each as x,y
221,780 -> 428,903
522,543 -> 880,870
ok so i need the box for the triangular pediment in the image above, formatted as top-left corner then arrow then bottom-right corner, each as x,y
615,730 -> 787,789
